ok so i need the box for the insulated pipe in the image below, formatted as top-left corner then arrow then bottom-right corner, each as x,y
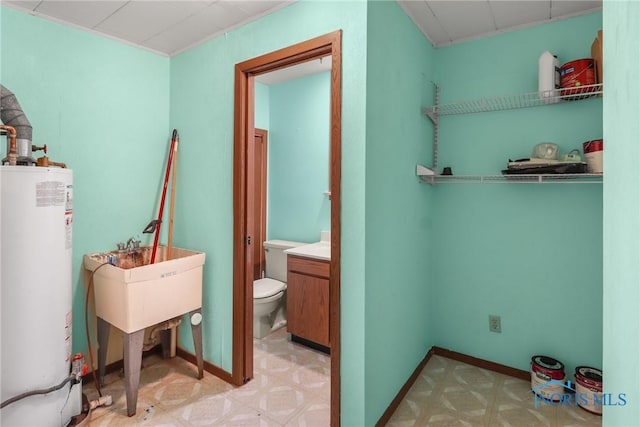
0,125 -> 17,165
1,84 -> 33,165
0,85 -> 32,140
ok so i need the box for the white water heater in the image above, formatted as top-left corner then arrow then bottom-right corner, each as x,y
1,166 -> 82,426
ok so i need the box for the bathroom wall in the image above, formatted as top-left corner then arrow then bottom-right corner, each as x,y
255,82 -> 270,131
431,12 -> 603,376
364,1 -> 435,424
169,2 -> 369,424
603,1 -> 640,424
1,6 -> 170,359
267,71 -> 331,243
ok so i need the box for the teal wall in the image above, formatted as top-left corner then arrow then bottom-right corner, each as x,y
3,2 -> 625,425
169,2 -> 368,424
364,1 -> 435,424
255,82 -> 269,131
431,13 -> 603,377
0,7 -> 170,356
267,71 -> 331,243
603,1 -> 640,424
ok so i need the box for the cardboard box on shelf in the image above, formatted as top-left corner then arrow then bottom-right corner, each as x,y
591,29 -> 603,84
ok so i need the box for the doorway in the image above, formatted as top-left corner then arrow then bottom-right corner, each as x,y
232,30 -> 342,426
253,129 -> 268,281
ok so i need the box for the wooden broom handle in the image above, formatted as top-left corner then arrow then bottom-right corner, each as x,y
167,136 -> 179,260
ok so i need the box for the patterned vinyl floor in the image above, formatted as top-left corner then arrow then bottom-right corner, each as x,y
85,334 -> 601,427
85,328 -> 330,426
386,355 -> 602,427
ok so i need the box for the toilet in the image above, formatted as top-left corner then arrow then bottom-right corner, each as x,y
253,240 -> 304,339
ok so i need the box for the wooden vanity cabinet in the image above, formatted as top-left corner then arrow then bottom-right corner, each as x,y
286,255 -> 330,348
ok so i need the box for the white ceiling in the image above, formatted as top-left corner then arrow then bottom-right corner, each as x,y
2,0 -> 602,57
397,0 -> 602,47
2,0 -> 294,56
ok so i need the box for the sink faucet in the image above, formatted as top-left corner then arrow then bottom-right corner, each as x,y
125,237 -> 141,251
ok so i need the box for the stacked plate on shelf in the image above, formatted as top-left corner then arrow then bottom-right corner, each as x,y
502,143 -> 587,175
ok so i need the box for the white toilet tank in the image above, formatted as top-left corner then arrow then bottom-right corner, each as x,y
263,240 -> 305,282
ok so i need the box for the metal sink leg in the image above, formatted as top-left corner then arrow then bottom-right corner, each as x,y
189,309 -> 204,379
96,317 -> 110,386
124,329 -> 144,417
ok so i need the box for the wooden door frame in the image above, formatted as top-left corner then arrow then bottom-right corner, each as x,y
233,30 -> 342,426
253,128 -> 268,280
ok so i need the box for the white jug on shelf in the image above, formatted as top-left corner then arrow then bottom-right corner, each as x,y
538,51 -> 560,104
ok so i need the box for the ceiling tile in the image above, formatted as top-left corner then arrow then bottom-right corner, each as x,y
398,0 -> 450,46
162,1 -> 215,16
233,0 -> 288,16
143,29 -> 204,56
427,1 -> 496,42
3,1 -> 41,11
489,1 -> 549,29
143,6 -> 226,54
551,1 -> 601,18
153,1 -> 297,54
197,1 -> 251,31
146,1 -> 296,55
35,1 -> 128,28
95,1 -> 209,43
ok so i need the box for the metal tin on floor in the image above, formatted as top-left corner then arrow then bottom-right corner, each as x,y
531,355 -> 566,401
575,366 -> 603,415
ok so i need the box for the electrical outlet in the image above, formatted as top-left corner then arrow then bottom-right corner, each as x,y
489,315 -> 501,333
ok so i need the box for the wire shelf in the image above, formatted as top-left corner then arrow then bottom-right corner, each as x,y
416,167 -> 603,185
423,83 -> 603,119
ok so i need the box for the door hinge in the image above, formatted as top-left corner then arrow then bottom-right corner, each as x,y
247,236 -> 251,245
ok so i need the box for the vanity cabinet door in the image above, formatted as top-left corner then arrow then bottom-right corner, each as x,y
287,257 -> 330,347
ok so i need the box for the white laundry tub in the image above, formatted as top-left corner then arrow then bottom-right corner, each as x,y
83,246 -> 205,333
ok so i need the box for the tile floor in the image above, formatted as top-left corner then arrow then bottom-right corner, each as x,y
386,355 -> 602,427
85,328 -> 330,426
85,338 -> 601,427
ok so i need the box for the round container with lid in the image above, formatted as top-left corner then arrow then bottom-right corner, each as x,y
583,139 -> 603,174
560,58 -> 596,99
531,355 -> 566,401
575,366 -> 603,415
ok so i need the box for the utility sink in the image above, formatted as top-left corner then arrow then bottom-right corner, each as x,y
84,245 -> 206,417
83,246 -> 205,334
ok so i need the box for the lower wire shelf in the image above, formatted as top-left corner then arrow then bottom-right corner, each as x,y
416,166 -> 603,185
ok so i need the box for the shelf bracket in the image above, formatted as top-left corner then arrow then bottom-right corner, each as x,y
432,84 -> 439,172
421,84 -> 440,179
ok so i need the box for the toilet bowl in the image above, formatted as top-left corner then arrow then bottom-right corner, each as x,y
254,278 -> 287,339
253,240 -> 304,339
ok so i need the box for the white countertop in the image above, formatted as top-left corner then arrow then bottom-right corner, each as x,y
284,241 -> 330,261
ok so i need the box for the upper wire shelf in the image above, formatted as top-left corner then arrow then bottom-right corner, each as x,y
423,83 -> 603,122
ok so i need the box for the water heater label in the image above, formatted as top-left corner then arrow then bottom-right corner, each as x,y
65,184 -> 73,212
65,212 -> 73,249
36,181 -> 65,207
